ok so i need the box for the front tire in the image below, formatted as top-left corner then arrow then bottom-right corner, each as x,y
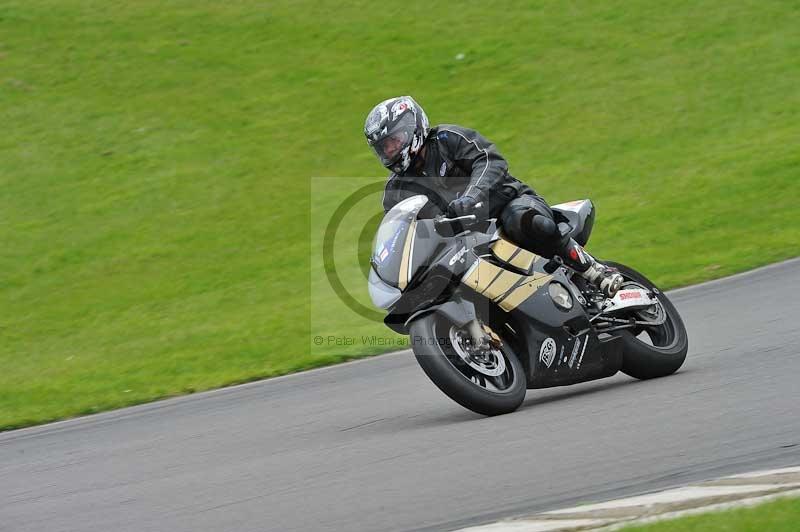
605,262 -> 688,380
410,313 -> 526,416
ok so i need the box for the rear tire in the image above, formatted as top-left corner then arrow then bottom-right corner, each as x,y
605,262 -> 688,380
410,313 -> 526,416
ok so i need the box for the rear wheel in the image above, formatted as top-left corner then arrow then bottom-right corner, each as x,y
605,262 -> 688,380
410,313 -> 526,416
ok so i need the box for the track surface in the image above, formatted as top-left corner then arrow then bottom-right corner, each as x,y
2,260 -> 800,532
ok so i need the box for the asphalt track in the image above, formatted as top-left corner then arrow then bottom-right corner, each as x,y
2,259 -> 800,532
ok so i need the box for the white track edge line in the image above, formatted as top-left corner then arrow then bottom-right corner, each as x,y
596,487 -> 800,532
453,466 -> 800,532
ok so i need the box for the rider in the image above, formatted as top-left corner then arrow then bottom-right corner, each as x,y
364,95 -> 623,297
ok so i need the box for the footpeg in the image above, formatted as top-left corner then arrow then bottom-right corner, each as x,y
559,239 -> 623,297
580,264 -> 623,298
598,271 -> 623,298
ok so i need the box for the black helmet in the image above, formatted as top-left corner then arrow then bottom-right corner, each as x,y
364,96 -> 430,174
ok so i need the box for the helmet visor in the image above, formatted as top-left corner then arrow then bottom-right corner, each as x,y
368,112 -> 415,167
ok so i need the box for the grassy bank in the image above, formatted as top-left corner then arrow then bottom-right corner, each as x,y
2,0 -> 799,429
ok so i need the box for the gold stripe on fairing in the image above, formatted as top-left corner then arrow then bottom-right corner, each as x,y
509,247 -> 538,272
497,272 -> 553,311
398,220 -> 417,290
462,256 -> 551,311
491,237 -> 518,263
481,267 -> 506,293
484,271 -> 524,302
462,258 -> 527,300
491,236 -> 539,272
462,259 -> 503,293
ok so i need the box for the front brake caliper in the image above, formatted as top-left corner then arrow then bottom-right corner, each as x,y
481,324 -> 503,349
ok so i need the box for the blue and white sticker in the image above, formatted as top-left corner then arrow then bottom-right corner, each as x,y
377,245 -> 390,263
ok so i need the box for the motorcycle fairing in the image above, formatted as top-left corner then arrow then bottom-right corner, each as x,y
512,315 -> 623,389
504,264 -> 623,388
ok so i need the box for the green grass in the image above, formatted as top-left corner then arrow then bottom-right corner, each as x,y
1,0 -> 799,430
622,496 -> 800,531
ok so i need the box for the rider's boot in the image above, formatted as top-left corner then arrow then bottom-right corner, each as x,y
559,238 -> 623,297
523,212 -> 623,297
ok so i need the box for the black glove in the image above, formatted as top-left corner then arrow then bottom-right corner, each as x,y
447,195 -> 485,218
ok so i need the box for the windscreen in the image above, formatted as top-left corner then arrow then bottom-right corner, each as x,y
371,195 -> 428,287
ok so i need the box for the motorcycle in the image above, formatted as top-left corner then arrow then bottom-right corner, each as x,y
368,194 -> 688,415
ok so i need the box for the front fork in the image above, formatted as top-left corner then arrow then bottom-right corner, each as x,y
404,294 -> 499,351
466,319 -> 486,346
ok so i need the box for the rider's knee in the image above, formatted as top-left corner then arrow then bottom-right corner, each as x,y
499,200 -> 558,256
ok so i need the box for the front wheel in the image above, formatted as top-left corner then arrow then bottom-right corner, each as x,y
605,262 -> 688,379
410,313 -> 526,416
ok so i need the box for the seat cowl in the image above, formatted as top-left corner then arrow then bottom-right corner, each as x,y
552,199 -> 595,246
552,199 -> 592,213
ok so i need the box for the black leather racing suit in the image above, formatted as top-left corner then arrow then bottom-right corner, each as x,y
381,124 -> 563,257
